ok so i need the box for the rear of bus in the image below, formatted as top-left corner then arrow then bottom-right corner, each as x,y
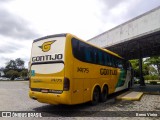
29,34 -> 71,105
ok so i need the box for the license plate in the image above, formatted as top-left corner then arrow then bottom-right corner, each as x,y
41,89 -> 48,93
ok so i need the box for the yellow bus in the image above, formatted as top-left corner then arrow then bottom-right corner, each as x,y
29,33 -> 132,105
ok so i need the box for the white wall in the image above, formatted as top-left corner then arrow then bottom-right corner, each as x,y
88,7 -> 160,48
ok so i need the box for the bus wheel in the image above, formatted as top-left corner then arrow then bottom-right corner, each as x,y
100,85 -> 108,102
91,87 -> 100,105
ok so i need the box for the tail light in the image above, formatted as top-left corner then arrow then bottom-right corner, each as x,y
63,77 -> 70,91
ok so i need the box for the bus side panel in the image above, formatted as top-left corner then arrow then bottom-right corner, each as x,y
64,34 -> 74,104
72,78 -> 84,104
105,67 -> 120,94
72,58 -> 120,103
72,58 -> 91,104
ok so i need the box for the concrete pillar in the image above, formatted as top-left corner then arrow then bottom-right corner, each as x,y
139,53 -> 145,86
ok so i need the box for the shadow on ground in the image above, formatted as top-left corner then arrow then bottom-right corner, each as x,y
33,89 -> 135,117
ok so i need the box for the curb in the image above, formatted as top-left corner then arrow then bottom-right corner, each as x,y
116,92 -> 143,101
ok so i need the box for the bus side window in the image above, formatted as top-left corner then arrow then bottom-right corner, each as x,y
85,46 -> 92,62
98,50 -> 103,65
72,38 -> 79,59
104,53 -> 110,66
107,54 -> 112,66
102,52 -> 105,65
79,43 -> 85,61
118,60 -> 123,69
110,57 -> 114,67
95,50 -> 99,64
112,57 -> 117,68
114,58 -> 118,68
92,49 -> 96,64
104,53 -> 108,66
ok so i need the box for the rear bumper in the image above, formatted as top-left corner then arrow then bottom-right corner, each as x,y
29,89 -> 71,105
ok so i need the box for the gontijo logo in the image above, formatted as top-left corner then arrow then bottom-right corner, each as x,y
39,40 -> 56,52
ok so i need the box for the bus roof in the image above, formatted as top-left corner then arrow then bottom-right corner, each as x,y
33,33 -> 67,43
103,49 -> 123,59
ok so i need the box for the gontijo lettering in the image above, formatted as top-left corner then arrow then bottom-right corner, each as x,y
32,54 -> 63,62
100,68 -> 117,75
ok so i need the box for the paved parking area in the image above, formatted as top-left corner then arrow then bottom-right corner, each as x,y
0,81 -> 159,119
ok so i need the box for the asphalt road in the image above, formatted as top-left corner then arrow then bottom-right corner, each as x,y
0,81 -> 159,119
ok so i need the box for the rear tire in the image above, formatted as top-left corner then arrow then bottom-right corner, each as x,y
100,85 -> 108,102
91,87 -> 100,105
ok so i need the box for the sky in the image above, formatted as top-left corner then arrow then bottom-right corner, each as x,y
0,0 -> 160,68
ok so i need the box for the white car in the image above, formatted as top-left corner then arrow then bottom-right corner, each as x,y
0,77 -> 10,80
14,77 -> 23,80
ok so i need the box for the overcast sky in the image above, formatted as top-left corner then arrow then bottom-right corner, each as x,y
0,0 -> 160,68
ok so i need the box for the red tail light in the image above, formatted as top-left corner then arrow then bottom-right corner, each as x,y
63,77 -> 70,91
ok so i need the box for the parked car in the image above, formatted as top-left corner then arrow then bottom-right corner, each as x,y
24,77 -> 29,80
0,77 -> 10,80
14,77 -> 23,81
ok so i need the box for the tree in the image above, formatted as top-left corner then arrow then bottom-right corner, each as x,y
6,70 -> 19,80
20,69 -> 28,78
5,60 -> 17,70
15,58 -> 25,70
145,56 -> 160,76
148,66 -> 158,75
143,63 -> 150,76
5,58 -> 25,71
4,58 -> 26,79
130,59 -> 150,77
0,67 -> 5,77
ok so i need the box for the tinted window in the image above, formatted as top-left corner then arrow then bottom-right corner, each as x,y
71,38 -> 122,68
84,46 -> 92,62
